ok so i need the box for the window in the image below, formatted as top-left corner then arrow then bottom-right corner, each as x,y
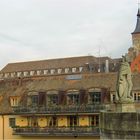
4,73 -> 10,78
37,70 -> 41,75
43,70 -> 48,75
89,115 -> 99,126
90,92 -> 101,104
50,69 -> 55,74
72,68 -> 77,73
9,118 -> 16,127
11,73 -> 15,78
30,71 -> 35,76
17,72 -> 22,77
134,93 -> 140,102
58,69 -> 62,74
67,94 -> 79,105
111,94 -> 116,103
48,95 -> 58,105
31,95 -> 38,106
23,71 -> 28,76
65,68 -> 69,73
10,97 -> 20,107
79,67 -> 83,72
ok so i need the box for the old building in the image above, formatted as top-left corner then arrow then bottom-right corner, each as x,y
0,55 -> 140,140
0,56 -> 121,140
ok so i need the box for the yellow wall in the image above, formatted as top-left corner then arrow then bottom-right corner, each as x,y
79,116 -> 89,126
58,116 -> 67,127
0,116 -> 3,140
38,117 -> 47,127
16,116 -> 28,127
3,115 -> 21,140
0,115 -> 99,140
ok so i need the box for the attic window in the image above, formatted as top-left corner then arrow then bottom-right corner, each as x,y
65,68 -> 69,73
50,69 -> 55,74
23,71 -> 28,77
44,70 -> 48,75
10,96 -> 20,107
72,68 -> 77,73
37,70 -> 41,75
58,69 -> 62,74
17,72 -> 22,77
11,73 -> 15,78
79,67 -> 83,72
4,73 -> 10,78
30,71 -> 35,76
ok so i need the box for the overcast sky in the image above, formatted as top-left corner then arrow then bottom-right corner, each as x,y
0,0 -> 138,68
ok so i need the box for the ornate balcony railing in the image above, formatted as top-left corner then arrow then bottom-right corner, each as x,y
12,104 -> 106,114
13,126 -> 99,136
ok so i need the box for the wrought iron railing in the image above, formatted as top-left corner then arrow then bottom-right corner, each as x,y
12,104 -> 106,114
13,126 -> 99,136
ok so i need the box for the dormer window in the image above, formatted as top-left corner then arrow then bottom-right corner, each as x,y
30,71 -> 35,76
11,73 -> 15,78
10,96 -> 20,107
58,69 -> 62,74
44,70 -> 48,75
37,70 -> 41,75
65,68 -> 69,73
23,71 -> 28,77
4,73 -> 10,78
72,68 -> 77,73
79,67 -> 83,72
50,69 -> 55,74
17,72 -> 22,77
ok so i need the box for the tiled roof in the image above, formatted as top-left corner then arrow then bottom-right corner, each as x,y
0,56 -> 120,73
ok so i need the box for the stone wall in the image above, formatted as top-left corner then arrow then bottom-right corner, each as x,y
100,112 -> 140,139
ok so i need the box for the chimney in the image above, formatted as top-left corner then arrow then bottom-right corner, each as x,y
105,59 -> 109,73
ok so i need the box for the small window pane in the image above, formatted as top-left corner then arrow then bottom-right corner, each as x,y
9,118 -> 16,127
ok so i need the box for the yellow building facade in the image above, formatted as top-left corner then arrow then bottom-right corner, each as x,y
0,56 -> 119,140
0,55 -> 139,140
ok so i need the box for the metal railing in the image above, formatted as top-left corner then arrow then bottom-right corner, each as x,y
13,104 -> 106,114
13,126 -> 100,136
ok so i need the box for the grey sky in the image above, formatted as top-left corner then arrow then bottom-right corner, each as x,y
0,0 -> 138,68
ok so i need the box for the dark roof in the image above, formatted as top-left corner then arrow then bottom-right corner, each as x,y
132,8 -> 140,34
0,56 -> 119,73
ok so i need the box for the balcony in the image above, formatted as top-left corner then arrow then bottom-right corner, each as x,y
13,126 -> 99,136
12,104 -> 106,114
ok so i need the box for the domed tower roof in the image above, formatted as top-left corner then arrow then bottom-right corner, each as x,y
132,4 -> 140,34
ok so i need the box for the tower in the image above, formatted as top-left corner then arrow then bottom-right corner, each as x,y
132,4 -> 140,56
